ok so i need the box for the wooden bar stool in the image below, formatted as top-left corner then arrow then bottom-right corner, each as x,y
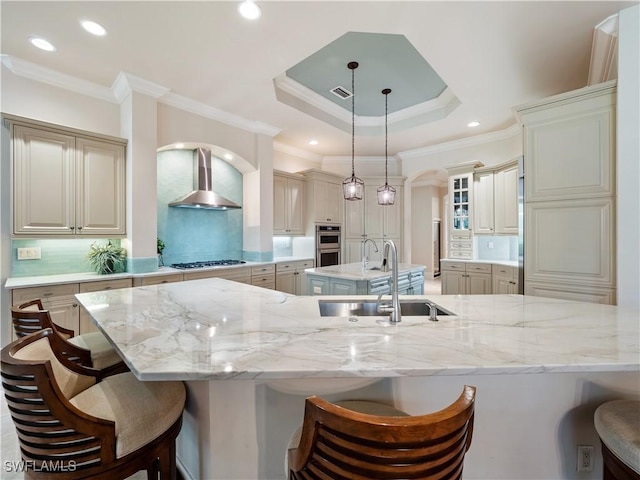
1,328 -> 186,479
595,400 -> 640,480
286,385 -> 476,480
12,298 -> 128,376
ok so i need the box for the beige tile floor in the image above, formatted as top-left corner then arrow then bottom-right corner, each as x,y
2,276 -> 441,478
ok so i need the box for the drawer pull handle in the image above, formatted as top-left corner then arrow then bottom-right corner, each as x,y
43,292 -> 54,297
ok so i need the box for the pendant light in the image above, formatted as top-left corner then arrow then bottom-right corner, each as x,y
377,88 -> 396,205
342,61 -> 364,201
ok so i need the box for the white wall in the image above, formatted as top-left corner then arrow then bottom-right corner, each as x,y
411,184 -> 443,273
616,5 -> 640,308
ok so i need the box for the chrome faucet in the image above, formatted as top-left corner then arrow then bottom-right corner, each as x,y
426,301 -> 438,322
361,238 -> 379,269
377,240 -> 401,323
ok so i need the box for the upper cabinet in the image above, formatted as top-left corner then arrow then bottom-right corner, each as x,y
445,162 -> 482,259
273,171 -> 305,235
11,118 -> 126,237
301,170 -> 344,232
473,159 -> 519,235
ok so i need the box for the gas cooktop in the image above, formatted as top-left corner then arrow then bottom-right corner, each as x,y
170,260 -> 246,270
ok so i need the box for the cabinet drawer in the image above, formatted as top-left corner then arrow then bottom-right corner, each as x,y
13,283 -> 80,304
79,278 -> 132,293
450,242 -> 472,250
134,274 -> 183,286
441,261 -> 466,271
184,267 -> 251,282
276,262 -> 296,273
252,274 -> 275,287
251,264 -> 275,275
296,260 -> 314,270
492,265 -> 517,277
466,263 -> 492,274
449,251 -> 474,259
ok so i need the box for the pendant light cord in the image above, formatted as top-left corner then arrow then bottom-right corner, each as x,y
351,65 -> 355,178
384,90 -> 388,186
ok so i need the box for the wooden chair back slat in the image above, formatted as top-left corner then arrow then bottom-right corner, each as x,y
288,386 -> 476,480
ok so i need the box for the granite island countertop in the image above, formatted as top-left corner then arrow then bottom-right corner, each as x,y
74,278 -> 640,382
304,262 -> 425,281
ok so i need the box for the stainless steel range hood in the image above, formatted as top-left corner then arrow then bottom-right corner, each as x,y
169,148 -> 241,210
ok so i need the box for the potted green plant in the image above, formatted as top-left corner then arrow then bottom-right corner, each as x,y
87,241 -> 127,274
157,237 -> 165,267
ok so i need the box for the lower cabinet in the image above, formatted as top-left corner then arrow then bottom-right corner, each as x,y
183,267 -> 250,284
492,265 -> 519,294
133,273 -> 183,286
251,264 -> 276,290
441,261 -> 492,294
275,259 -> 314,295
11,278 -> 133,338
306,268 -> 425,296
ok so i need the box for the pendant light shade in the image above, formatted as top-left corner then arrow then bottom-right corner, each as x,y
377,88 -> 396,206
343,61 -> 364,201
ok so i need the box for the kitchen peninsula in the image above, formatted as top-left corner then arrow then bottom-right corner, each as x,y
75,278 -> 639,480
305,262 -> 425,295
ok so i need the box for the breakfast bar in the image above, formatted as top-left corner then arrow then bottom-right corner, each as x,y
75,278 -> 640,480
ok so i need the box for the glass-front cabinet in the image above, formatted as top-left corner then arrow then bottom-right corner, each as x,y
451,176 -> 470,231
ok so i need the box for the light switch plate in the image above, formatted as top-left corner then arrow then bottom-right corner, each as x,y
17,247 -> 41,260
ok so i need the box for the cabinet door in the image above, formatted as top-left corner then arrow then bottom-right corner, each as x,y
492,275 -> 513,294
307,276 -> 330,295
441,271 -> 465,294
467,272 -> 492,294
330,278 -> 357,295
382,189 -> 402,239
13,125 -> 76,235
364,186 -> 384,238
344,239 -> 363,264
325,182 -> 343,224
287,178 -> 305,234
276,271 -> 296,294
449,174 -> 473,233
78,278 -> 132,333
474,171 -> 494,234
344,196 -> 365,239
273,175 -> 288,233
76,137 -> 126,235
494,163 -> 519,234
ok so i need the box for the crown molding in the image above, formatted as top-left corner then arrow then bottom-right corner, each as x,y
274,73 -> 460,136
273,141 -> 323,163
160,91 -> 281,137
111,71 -> 170,103
1,55 -> 117,103
397,123 -> 521,161
587,13 -> 619,85
3,55 -> 281,137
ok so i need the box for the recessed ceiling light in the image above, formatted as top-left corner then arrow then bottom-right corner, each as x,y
467,121 -> 480,127
28,37 -> 56,52
238,0 -> 262,20
224,153 -> 233,160
81,20 -> 107,36
309,139 -> 318,146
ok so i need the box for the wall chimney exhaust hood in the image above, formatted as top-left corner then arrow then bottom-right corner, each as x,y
169,148 -> 241,210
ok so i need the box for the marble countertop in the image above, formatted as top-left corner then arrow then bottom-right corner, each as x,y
5,258 -> 314,289
305,262 -> 425,281
441,258 -> 519,267
75,278 -> 639,381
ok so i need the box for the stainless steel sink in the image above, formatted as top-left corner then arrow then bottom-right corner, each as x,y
318,299 -> 454,317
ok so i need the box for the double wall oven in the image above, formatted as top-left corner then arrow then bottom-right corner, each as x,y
315,225 -> 341,267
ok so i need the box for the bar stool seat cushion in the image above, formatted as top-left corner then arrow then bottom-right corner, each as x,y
69,372 -> 186,458
68,331 -> 122,369
595,400 -> 640,473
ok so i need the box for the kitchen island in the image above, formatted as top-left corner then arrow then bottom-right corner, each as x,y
75,279 -> 639,480
305,262 -> 426,295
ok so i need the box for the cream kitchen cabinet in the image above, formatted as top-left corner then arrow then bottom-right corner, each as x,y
446,162 -> 482,259
183,267 -> 251,284
515,81 -> 616,304
273,172 -> 304,235
11,283 -> 80,337
12,119 -> 126,237
492,264 -> 519,294
473,159 -> 519,236
251,264 -> 276,290
301,170 -> 343,229
344,180 -> 403,264
133,273 -> 184,286
275,259 -> 313,295
441,261 -> 492,295
78,278 -> 133,333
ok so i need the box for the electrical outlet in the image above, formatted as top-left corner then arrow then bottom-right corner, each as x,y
487,241 -> 494,249
313,286 -> 322,294
577,445 -> 594,472
17,247 -> 41,260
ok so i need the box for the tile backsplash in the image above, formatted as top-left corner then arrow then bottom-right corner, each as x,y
475,235 -> 518,261
11,239 -> 124,277
157,149 -> 243,265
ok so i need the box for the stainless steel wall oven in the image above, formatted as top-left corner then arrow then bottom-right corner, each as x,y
316,225 -> 341,267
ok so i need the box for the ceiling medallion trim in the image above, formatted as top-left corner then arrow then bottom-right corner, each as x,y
274,73 -> 460,135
